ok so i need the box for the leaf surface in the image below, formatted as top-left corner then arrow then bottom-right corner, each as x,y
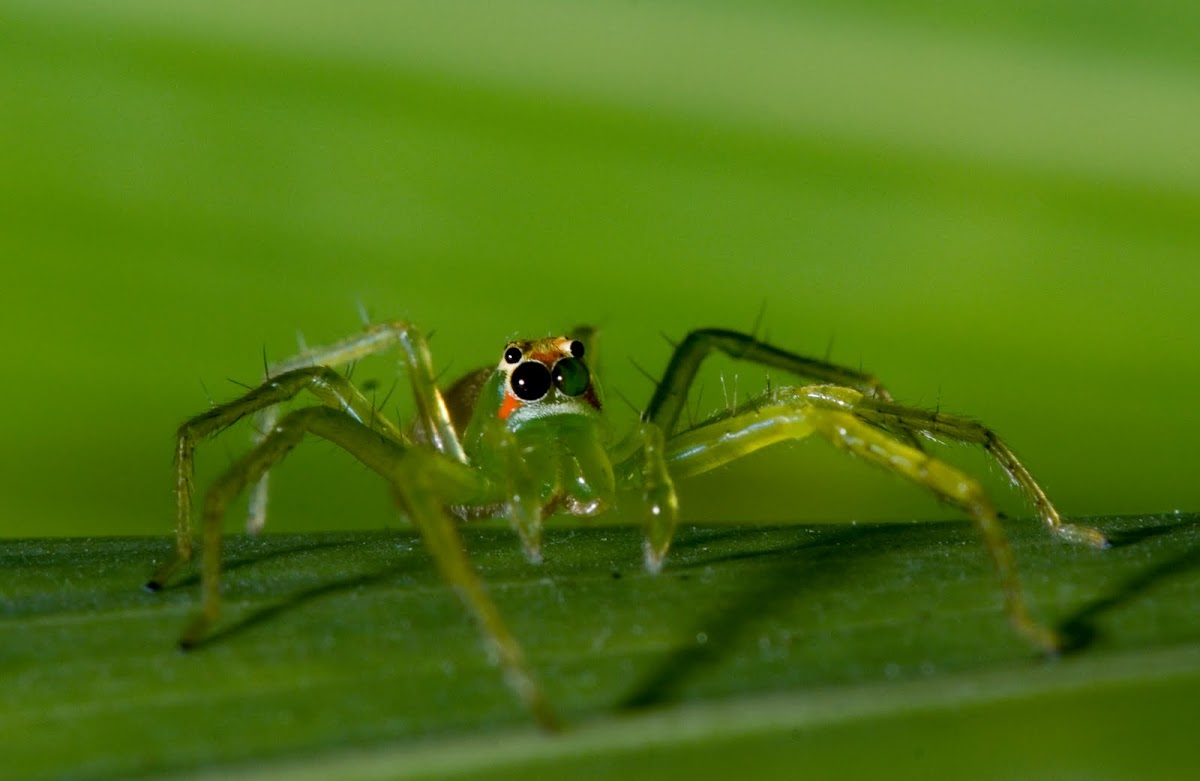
3,514 -> 1198,780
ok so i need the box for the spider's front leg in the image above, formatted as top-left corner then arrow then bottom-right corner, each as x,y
246,321 -> 465,535
621,327 -> 911,571
644,328 -> 901,436
177,404 -> 558,730
151,366 -> 406,589
624,422 -> 681,573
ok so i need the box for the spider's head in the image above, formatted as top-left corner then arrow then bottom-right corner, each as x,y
495,336 -> 601,424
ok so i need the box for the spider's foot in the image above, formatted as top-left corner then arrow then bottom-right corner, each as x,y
178,613 -> 216,651
1032,627 -> 1065,657
642,538 -> 669,575
521,543 -> 544,566
246,480 -> 269,536
641,486 -> 679,575
245,514 -> 267,537
500,664 -> 562,733
530,697 -> 563,734
145,557 -> 185,593
1054,522 -> 1109,549
507,505 -> 544,564
1011,614 -> 1064,656
511,520 -> 543,564
1012,619 -> 1060,657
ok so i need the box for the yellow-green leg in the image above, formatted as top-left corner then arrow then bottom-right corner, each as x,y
246,321 -> 466,535
150,366 -> 406,590
848,394 -> 1108,548
615,393 -> 813,571
637,422 -> 680,573
643,328 -> 900,436
629,326 -> 918,568
803,406 -> 1062,652
177,405 -> 556,728
657,385 -> 1071,653
484,420 -> 552,564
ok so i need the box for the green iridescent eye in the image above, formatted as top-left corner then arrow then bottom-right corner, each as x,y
551,357 -> 590,397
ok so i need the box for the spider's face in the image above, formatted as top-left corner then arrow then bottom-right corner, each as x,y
495,336 -> 600,424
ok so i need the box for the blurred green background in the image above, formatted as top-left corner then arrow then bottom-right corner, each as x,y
2,0 -> 1198,539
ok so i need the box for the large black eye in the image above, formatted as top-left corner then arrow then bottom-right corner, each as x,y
511,361 -> 552,401
552,358 -> 590,397
504,346 -> 522,365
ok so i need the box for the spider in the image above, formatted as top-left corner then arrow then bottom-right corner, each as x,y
148,322 -> 1108,730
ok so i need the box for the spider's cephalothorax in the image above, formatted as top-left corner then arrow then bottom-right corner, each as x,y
492,336 -> 601,425
152,321 -> 1108,731
456,335 -> 615,526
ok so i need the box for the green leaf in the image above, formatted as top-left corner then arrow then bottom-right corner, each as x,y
3,514 -> 1198,780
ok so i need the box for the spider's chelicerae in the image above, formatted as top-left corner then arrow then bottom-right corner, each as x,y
149,323 -> 1107,729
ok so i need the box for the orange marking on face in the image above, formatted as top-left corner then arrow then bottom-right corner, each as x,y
529,351 -> 559,364
498,392 -> 522,420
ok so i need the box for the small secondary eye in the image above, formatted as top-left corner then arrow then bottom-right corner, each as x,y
552,358 -> 590,397
568,340 -> 585,359
504,346 -> 522,365
511,361 -> 552,401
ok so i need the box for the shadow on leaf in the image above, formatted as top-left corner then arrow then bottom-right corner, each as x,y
1058,518 -> 1200,653
619,523 -> 898,711
181,565 -> 410,650
166,535 -> 369,590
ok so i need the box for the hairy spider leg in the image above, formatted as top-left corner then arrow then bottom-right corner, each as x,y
178,404 -> 557,729
658,384 -> 1107,652
642,328 -> 901,436
151,366 -> 407,589
845,393 -> 1109,548
624,327 -> 920,567
247,322 -> 464,535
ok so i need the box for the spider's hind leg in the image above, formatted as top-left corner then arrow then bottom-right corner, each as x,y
801,398 -> 1064,652
845,393 -> 1107,549
659,385 -> 1084,653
